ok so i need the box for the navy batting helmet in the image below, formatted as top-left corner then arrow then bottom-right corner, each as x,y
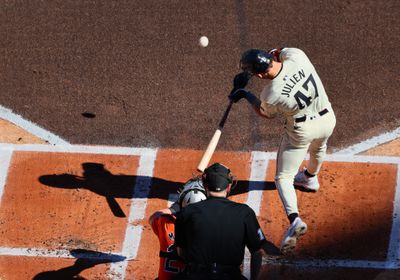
240,49 -> 273,74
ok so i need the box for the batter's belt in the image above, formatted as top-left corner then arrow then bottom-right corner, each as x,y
295,108 -> 329,123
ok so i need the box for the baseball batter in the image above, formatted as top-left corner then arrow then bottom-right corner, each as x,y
229,47 -> 336,254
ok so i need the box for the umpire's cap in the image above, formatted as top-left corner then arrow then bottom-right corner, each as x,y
203,163 -> 233,192
240,49 -> 273,74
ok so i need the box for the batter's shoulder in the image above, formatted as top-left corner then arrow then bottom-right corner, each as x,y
282,47 -> 305,54
281,47 -> 308,61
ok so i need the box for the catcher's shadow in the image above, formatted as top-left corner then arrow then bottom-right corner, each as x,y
38,162 -> 185,218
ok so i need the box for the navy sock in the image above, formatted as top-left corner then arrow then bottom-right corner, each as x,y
304,169 -> 315,177
288,213 -> 298,224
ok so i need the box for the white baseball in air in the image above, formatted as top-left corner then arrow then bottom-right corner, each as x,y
199,36 -> 209,47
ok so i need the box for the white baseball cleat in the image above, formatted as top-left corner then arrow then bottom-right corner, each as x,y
280,217 -> 308,255
294,169 -> 320,191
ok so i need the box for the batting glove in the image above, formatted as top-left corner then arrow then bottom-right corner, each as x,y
229,88 -> 249,103
233,72 -> 252,89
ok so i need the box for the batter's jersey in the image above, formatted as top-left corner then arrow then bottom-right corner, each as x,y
150,214 -> 185,280
175,196 -> 267,266
260,48 -> 332,123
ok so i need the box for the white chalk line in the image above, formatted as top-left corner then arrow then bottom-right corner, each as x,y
387,164 -> 400,262
0,149 -> 13,206
246,151 -> 271,215
244,255 -> 400,269
0,143 -> 156,156
108,148 -> 157,280
0,247 -> 126,262
2,144 -> 400,168
333,126 -> 400,155
1,143 -> 399,164
0,105 -> 69,145
6,145 -> 397,167
242,151 -> 271,279
1,102 -> 398,156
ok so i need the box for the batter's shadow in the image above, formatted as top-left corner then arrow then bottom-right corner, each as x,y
38,162 -> 186,218
229,180 -> 316,196
38,162 -> 313,218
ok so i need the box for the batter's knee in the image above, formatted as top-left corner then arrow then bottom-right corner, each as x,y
274,177 -> 294,189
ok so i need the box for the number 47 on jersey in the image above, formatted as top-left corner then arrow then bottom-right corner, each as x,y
294,74 -> 319,109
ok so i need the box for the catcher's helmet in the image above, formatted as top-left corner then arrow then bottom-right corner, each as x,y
240,49 -> 273,74
179,177 -> 207,208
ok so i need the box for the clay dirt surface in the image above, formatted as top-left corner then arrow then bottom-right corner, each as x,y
1,1 -> 400,280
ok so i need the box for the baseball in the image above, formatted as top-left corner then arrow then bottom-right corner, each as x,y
199,36 -> 209,47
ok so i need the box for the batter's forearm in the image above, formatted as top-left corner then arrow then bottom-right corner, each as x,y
244,92 -> 269,118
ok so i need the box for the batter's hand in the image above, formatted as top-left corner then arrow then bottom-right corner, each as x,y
229,88 -> 249,103
233,72 -> 251,89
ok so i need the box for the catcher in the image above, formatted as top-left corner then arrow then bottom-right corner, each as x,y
149,177 -> 207,280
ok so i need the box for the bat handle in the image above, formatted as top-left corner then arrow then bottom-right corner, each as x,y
218,100 -> 233,129
197,100 -> 233,172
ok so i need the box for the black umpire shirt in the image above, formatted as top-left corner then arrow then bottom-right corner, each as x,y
175,196 -> 266,266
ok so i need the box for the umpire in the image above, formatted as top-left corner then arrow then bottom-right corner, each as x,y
174,163 -> 266,280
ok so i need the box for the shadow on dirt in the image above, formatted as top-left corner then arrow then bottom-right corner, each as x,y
38,162 -> 312,218
38,162 -> 184,218
32,249 -> 125,280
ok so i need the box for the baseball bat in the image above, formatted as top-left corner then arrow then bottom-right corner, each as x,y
197,100 -> 233,172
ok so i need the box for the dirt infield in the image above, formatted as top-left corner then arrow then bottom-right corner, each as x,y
1,1 -> 400,279
1,1 -> 399,151
0,142 -> 399,279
